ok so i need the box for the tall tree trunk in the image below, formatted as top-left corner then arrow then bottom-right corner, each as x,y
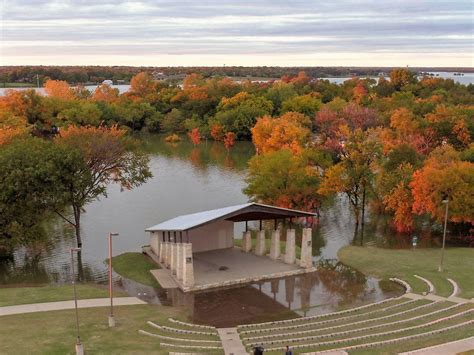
73,206 -> 82,247
361,185 -> 366,226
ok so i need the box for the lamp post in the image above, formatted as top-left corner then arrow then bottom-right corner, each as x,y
438,198 -> 449,272
70,247 -> 83,355
108,232 -> 119,327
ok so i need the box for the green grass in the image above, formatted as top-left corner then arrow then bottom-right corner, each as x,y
234,238 -> 302,259
1,82 -> 36,88
0,284 -> 127,307
338,246 -> 474,298
0,304 -> 225,354
111,252 -> 160,288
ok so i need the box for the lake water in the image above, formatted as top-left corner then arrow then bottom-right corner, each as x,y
0,71 -> 472,96
2,135 -> 438,325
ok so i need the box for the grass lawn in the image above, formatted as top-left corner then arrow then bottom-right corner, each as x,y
0,304 -> 213,355
1,82 -> 35,88
338,246 -> 474,299
0,284 -> 127,307
111,252 -> 160,288
234,238 -> 302,259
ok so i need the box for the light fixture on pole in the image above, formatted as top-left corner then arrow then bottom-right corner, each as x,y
438,198 -> 449,272
108,232 -> 119,327
70,247 -> 83,355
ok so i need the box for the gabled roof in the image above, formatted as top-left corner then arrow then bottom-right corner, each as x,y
145,202 -> 316,232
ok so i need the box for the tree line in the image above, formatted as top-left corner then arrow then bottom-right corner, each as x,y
0,68 -> 473,248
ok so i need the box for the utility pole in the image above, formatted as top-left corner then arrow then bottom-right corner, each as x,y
438,198 -> 449,272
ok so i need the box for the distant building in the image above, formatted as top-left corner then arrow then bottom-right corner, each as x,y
102,79 -> 113,85
152,71 -> 167,81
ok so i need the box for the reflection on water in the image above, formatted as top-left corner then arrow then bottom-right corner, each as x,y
160,262 -> 403,327
0,135 -> 435,321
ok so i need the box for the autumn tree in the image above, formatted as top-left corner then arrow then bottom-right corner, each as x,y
214,92 -> 273,139
252,112 -> 311,154
210,123 -> 225,141
127,72 -> 158,101
44,80 -> 75,100
389,68 -> 417,90
318,129 -> 381,227
92,84 -> 120,103
223,131 -> 236,151
245,149 -> 331,212
410,145 -> 474,224
188,128 -> 201,145
55,125 -> 151,246
281,94 -> 321,117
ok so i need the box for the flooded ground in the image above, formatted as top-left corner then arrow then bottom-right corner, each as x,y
0,135 -> 431,323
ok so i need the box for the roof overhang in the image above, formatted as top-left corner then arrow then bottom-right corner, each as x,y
145,203 -> 316,232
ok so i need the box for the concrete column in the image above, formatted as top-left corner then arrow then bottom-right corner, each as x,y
270,229 -> 280,260
284,229 -> 296,264
182,243 -> 194,288
150,232 -> 160,256
171,243 -> 178,275
300,228 -> 313,269
166,242 -> 172,268
255,230 -> 266,256
159,241 -> 166,264
242,231 -> 252,252
176,243 -> 184,281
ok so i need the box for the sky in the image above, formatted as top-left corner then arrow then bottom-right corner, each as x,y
1,0 -> 473,67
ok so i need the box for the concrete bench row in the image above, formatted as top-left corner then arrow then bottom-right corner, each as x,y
300,319 -> 474,354
414,275 -> 436,294
237,296 -> 403,329
389,277 -> 412,293
241,300 -> 438,337
167,318 -> 217,331
244,301 -> 457,343
139,330 -> 221,344
245,306 -> 472,347
147,321 -> 218,337
447,278 -> 460,298
159,342 -> 223,351
239,299 -> 421,335
264,309 -> 473,352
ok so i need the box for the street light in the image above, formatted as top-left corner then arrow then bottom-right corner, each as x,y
70,247 -> 83,355
438,198 -> 449,272
108,232 -> 119,327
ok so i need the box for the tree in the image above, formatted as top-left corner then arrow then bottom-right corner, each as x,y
281,94 -> 321,117
252,112 -> 311,154
127,72 -> 158,101
390,69 -> 417,90
318,129 -> 381,227
410,145 -> 474,224
188,128 -> 201,145
210,123 -> 224,141
55,125 -> 151,246
214,92 -> 273,139
0,137 -> 83,245
245,149 -> 330,212
223,132 -> 236,151
44,80 -> 74,100
92,84 -> 119,103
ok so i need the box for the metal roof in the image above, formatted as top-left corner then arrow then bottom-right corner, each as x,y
145,203 -> 316,232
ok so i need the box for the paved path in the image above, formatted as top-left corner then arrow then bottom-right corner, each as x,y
217,327 -> 248,355
0,297 -> 146,316
399,336 -> 474,354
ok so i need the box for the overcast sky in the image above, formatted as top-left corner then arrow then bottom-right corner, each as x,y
1,0 -> 473,67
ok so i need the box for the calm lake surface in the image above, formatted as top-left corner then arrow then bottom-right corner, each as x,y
2,135 -> 435,325
0,71 -> 472,96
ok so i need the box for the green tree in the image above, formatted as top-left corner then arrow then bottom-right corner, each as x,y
281,94 -> 321,118
244,149 -> 331,212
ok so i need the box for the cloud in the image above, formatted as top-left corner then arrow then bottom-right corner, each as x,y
1,0 -> 473,66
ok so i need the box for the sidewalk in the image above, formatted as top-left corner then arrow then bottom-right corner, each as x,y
399,336 -> 474,354
0,297 -> 146,317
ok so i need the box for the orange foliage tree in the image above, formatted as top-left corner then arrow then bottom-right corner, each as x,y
44,80 -> 74,99
410,145 -> 474,224
252,112 -> 311,154
223,132 -> 236,151
0,127 -> 26,145
92,84 -> 119,103
188,128 -> 201,145
210,124 -> 224,141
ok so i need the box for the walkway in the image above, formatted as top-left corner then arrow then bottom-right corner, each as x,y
0,297 -> 146,316
399,336 -> 474,354
217,327 -> 248,355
